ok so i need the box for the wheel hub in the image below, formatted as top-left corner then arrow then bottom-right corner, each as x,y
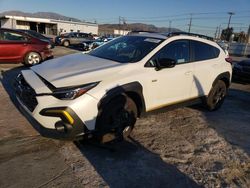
213,87 -> 225,104
28,53 -> 40,65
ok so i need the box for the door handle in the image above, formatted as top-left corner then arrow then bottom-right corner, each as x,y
23,43 -> 27,46
185,71 -> 192,75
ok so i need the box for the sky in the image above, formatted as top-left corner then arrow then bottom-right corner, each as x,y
0,0 -> 250,36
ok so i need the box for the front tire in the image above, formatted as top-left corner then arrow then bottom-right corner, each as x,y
24,52 -> 41,66
206,80 -> 227,111
96,95 -> 137,143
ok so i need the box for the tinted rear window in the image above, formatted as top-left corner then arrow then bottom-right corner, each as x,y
191,40 -> 220,61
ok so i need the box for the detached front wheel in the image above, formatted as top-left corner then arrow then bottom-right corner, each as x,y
206,80 -> 227,111
96,95 -> 137,143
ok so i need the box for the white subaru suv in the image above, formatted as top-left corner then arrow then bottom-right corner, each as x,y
14,32 -> 232,142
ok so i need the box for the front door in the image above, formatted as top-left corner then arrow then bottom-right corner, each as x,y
143,39 -> 194,111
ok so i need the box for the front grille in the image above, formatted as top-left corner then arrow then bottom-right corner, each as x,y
14,74 -> 38,112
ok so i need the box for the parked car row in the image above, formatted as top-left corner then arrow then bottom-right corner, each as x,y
0,28 -> 53,65
55,32 -> 94,47
79,37 -> 114,51
55,32 -> 114,51
0,28 -> 115,66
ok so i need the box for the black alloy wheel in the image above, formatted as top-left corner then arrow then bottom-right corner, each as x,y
96,95 -> 138,143
206,80 -> 227,111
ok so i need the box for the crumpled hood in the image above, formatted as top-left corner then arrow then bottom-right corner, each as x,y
31,53 -> 125,88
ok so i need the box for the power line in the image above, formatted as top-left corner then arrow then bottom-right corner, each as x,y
91,9 -> 250,24
124,10 -> 250,20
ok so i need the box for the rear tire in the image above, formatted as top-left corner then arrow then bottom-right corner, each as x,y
206,80 -> 227,111
24,52 -> 41,66
96,95 -> 137,143
63,40 -> 70,47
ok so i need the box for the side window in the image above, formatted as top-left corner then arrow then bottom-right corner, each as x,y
147,40 -> 190,67
79,33 -> 87,38
2,31 -> 27,41
83,33 -> 88,38
191,41 -> 220,61
69,33 -> 76,38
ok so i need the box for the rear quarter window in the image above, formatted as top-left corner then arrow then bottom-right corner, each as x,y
191,40 -> 220,61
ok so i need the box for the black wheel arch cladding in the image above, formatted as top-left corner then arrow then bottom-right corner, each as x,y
212,71 -> 231,88
97,81 -> 146,117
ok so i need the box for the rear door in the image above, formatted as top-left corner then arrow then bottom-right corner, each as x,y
68,33 -> 78,45
0,30 -> 29,62
190,40 -> 221,97
78,33 -> 90,43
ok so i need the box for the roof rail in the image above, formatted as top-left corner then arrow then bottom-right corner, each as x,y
129,30 -> 157,34
163,32 -> 214,41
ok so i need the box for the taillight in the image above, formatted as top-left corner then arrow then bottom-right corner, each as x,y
225,57 -> 233,64
46,44 -> 52,49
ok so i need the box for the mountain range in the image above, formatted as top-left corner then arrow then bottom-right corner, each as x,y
0,10 -> 82,22
0,10 -> 181,33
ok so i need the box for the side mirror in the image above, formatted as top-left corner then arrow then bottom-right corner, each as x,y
155,58 -> 176,70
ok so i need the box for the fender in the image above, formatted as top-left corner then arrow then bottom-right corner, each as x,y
97,81 -> 146,116
212,71 -> 231,88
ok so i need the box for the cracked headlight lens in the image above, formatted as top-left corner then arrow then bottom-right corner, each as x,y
52,82 -> 99,100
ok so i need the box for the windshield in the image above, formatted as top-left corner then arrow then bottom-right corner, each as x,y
89,36 -> 163,63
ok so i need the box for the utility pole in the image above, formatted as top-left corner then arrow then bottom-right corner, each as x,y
118,16 -> 127,35
119,16 -> 121,35
243,25 -> 250,56
169,20 -> 172,33
188,13 -> 192,33
247,25 -> 250,43
123,17 -> 127,32
214,26 -> 218,40
217,24 -> 221,39
227,12 -> 235,29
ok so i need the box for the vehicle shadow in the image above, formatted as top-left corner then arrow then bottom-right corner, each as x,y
191,87 -> 250,155
75,137 -> 203,188
192,74 -> 250,155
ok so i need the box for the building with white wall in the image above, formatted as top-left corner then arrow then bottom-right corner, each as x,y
0,15 -> 98,35
114,29 -> 131,35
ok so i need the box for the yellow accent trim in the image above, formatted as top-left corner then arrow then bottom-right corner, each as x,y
146,97 -> 199,112
46,110 -> 74,125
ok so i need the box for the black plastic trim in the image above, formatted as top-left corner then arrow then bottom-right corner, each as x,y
146,97 -> 204,116
97,82 -> 146,116
39,106 -> 89,140
212,72 -> 231,88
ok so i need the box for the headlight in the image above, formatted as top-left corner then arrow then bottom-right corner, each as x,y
52,82 -> 99,100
